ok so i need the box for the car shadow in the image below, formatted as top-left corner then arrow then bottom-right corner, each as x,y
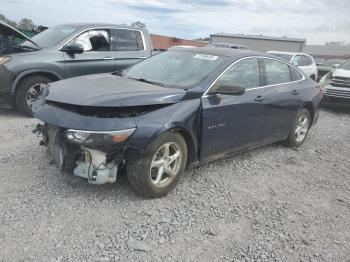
321,104 -> 350,115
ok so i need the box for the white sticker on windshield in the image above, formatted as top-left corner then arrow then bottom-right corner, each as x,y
193,54 -> 218,61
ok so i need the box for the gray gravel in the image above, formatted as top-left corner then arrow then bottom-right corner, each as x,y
0,104 -> 350,262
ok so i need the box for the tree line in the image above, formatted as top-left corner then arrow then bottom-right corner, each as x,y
0,14 -> 146,31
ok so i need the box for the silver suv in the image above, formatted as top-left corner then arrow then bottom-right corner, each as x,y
0,21 -> 153,115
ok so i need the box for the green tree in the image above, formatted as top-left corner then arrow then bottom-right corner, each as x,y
0,13 -> 17,27
18,18 -> 35,31
131,21 -> 146,29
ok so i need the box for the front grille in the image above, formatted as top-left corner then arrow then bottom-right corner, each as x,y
330,76 -> 350,88
324,87 -> 350,99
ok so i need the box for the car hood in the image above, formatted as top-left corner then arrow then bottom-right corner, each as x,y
333,68 -> 350,78
0,21 -> 39,47
45,74 -> 187,107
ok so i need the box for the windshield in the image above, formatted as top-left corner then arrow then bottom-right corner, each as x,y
124,51 -> 225,89
340,60 -> 350,70
324,59 -> 345,67
269,53 -> 292,62
21,25 -> 79,48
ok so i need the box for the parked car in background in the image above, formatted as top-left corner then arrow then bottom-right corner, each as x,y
0,21 -> 153,115
315,58 -> 326,66
33,47 -> 321,198
208,43 -> 249,50
320,59 -> 350,107
317,59 -> 346,81
267,51 -> 318,81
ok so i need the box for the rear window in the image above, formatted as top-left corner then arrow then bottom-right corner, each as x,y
263,58 -> 291,85
114,29 -> 144,51
290,66 -> 303,81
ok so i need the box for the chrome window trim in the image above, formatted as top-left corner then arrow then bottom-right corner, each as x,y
58,27 -> 146,52
203,56 -> 306,97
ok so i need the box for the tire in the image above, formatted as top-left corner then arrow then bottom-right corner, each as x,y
127,131 -> 187,198
310,75 -> 316,81
15,75 -> 53,116
285,108 -> 311,147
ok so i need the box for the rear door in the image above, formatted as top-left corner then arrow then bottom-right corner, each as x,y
200,57 -> 266,160
112,29 -> 150,71
63,28 -> 116,77
260,58 -> 304,142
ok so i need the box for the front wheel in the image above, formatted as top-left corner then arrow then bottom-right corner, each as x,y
127,132 -> 187,198
15,75 -> 53,116
285,109 -> 311,147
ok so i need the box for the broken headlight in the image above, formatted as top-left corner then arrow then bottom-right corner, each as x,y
65,128 -> 136,145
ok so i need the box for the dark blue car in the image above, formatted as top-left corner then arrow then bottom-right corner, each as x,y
33,47 -> 321,198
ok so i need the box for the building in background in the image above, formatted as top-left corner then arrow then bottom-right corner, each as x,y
151,34 -> 207,50
210,33 -> 306,52
303,45 -> 350,59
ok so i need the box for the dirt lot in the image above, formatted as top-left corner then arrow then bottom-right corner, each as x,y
0,103 -> 349,262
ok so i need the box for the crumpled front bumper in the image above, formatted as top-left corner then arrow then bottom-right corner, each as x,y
41,124 -> 123,185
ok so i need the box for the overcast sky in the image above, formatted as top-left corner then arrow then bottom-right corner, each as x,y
2,0 -> 350,44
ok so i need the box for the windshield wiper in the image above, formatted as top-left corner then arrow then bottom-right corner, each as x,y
128,77 -> 165,87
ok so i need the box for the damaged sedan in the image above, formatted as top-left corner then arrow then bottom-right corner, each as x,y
33,47 -> 322,198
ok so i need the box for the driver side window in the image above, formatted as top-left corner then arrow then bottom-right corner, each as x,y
71,29 -> 110,52
218,58 -> 260,89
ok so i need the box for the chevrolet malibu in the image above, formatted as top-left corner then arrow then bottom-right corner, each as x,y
33,47 -> 322,198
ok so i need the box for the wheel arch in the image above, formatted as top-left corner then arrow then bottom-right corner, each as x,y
302,102 -> 315,125
11,69 -> 63,96
168,127 -> 198,168
142,125 -> 199,169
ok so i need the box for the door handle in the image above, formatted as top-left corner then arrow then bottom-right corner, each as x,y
255,95 -> 265,102
292,89 -> 300,95
103,56 -> 113,60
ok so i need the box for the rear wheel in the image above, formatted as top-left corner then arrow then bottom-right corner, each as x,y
285,109 -> 311,147
127,132 -> 187,198
15,75 -> 53,116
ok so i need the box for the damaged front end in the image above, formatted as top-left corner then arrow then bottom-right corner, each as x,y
33,122 -> 135,184
32,74 -> 191,185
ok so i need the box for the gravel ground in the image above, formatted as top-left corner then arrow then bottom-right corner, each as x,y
0,103 -> 350,262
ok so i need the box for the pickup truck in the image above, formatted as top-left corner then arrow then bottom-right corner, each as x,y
0,21 -> 153,115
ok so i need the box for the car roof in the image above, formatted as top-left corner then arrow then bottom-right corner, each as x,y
58,23 -> 146,31
267,51 -> 310,56
170,46 -> 266,58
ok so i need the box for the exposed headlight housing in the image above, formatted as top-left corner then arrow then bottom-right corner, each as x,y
66,128 -> 136,145
0,56 -> 11,65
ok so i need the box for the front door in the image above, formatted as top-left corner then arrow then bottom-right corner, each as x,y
200,57 -> 266,160
63,28 -> 115,77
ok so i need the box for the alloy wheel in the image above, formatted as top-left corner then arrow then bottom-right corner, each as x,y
295,114 -> 309,143
26,83 -> 44,108
150,142 -> 182,188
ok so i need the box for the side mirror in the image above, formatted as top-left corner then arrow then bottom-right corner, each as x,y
292,61 -> 299,66
60,43 -> 84,54
332,64 -> 340,69
211,84 -> 245,96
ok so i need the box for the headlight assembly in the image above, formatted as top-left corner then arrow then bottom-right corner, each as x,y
66,128 -> 136,145
0,56 -> 11,65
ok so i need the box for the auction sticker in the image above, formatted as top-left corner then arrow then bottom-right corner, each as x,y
193,54 -> 218,61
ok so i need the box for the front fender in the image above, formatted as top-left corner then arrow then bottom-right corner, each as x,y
126,99 -> 201,163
